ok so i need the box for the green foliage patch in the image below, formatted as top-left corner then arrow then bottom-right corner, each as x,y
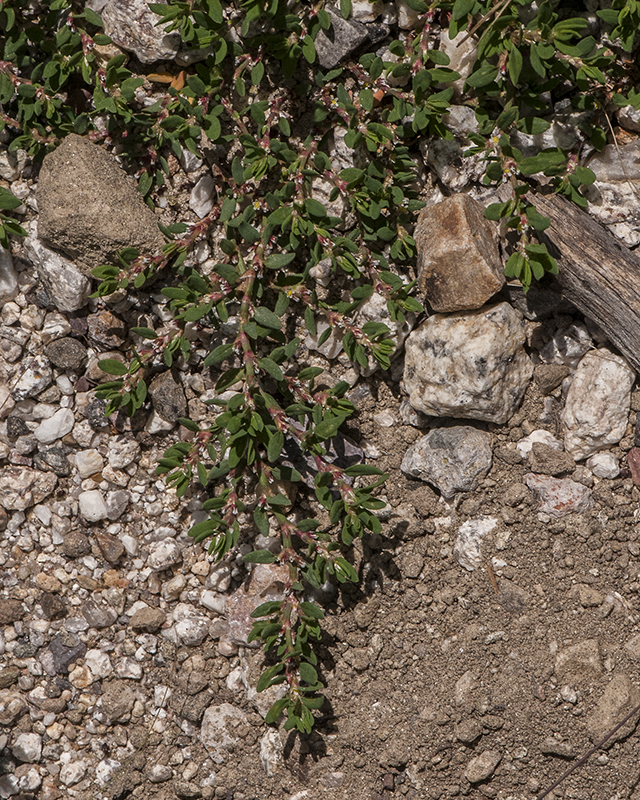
2,0 -> 640,731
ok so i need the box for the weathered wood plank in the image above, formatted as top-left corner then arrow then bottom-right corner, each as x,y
534,192 -> 640,372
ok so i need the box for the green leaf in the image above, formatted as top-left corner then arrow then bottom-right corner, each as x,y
204,343 -> 234,366
300,601 -> 325,620
299,662 -> 318,685
508,45 -> 523,85
244,549 -> 277,564
304,197 -> 326,217
360,88 -> 374,111
0,188 -> 22,211
340,0 -> 351,18
98,359 -> 128,376
130,327 -> 158,339
254,509 -> 270,537
251,600 -> 283,618
258,357 -> 284,382
267,430 -> 285,462
265,252 -> 296,269
253,307 -> 283,330
265,697 -> 288,724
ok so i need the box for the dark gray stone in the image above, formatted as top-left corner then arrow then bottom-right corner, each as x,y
6,416 -> 30,440
34,447 -> 71,477
48,632 -> 86,673
315,6 -> 369,69
86,399 -> 110,430
36,134 -> 166,276
44,337 -> 88,371
149,371 -> 187,422
62,531 -> 91,558
41,592 -> 67,620
82,598 -> 118,629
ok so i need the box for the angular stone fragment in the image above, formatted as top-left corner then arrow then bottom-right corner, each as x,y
524,473 -> 592,518
414,195 -> 503,312
0,247 -> 19,304
200,704 -> 249,764
465,750 -> 501,784
587,673 -> 640,747
0,690 -> 27,725
149,371 -> 187,422
404,303 -> 532,424
130,607 -> 166,633
23,228 -> 91,312
36,134 -> 165,275
101,0 -> 180,63
0,598 -> 24,625
454,516 -> 498,571
401,426 -> 492,499
315,6 -> 369,69
555,639 -> 602,683
0,468 -> 57,511
562,348 -> 634,460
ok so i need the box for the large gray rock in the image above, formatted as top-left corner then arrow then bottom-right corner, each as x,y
23,227 -> 91,312
584,139 -> 640,245
414,195 -> 503,312
403,302 -> 532,424
101,0 -> 180,63
562,349 -> 634,461
36,134 -> 165,276
201,704 -> 250,764
401,426 -> 492,499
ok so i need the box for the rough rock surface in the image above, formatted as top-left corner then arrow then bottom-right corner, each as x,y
401,426 -> 493,498
562,348 -> 635,461
100,0 -> 181,63
525,473 -> 593,518
403,302 -> 532,423
36,134 -> 166,275
314,6 -> 369,69
587,673 -> 640,747
414,194 -> 504,312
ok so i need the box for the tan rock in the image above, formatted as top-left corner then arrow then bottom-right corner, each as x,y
587,673 -> 640,747
414,194 -> 504,312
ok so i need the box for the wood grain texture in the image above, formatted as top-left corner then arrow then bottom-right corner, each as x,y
534,193 -> 640,372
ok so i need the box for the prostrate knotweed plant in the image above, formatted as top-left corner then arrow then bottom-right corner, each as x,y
1,0 -> 640,731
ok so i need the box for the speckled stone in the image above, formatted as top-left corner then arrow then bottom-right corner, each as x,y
562,348 -> 634,460
403,302 -> 532,424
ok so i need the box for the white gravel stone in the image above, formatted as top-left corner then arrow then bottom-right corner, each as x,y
189,174 -> 215,218
454,517 -> 499,571
34,408 -> 75,444
516,430 -> 563,458
201,704 -> 249,764
403,303 -> 532,424
78,490 -> 108,521
148,539 -> 182,571
562,348 -> 635,460
174,603 -> 209,646
85,649 -> 113,679
74,449 -> 104,478
586,452 -> 620,479
13,355 -> 53,401
11,732 -> 42,763
115,657 -> 143,680
101,0 -> 180,62
23,228 -> 91,312
59,760 -> 87,786
108,438 -> 141,469
200,590 -> 226,615
0,468 -> 58,511
162,574 -> 186,600
18,768 -> 41,792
